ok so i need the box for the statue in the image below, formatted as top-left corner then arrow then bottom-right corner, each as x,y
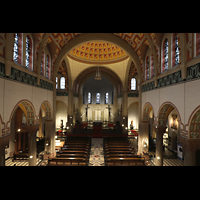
106,105 -> 111,122
60,119 -> 64,130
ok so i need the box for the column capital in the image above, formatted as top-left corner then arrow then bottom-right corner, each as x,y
25,124 -> 39,135
155,126 -> 166,135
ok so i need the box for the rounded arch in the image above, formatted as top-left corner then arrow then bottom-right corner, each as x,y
73,66 -> 123,94
39,100 -> 53,120
9,99 -> 36,126
188,105 -> 200,139
142,102 -> 154,121
157,101 -> 182,128
53,33 -> 142,81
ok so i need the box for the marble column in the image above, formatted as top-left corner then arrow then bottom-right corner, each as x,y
155,126 -> 166,166
26,125 -> 39,166
45,119 -> 55,155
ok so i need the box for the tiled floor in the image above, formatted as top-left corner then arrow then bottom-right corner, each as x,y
5,151 -> 44,166
88,138 -> 105,166
149,148 -> 184,166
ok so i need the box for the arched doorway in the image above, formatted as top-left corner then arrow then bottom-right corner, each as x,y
156,102 -> 181,166
9,100 -> 37,166
138,102 -> 154,154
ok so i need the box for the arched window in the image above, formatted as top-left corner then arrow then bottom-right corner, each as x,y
96,92 -> 100,104
174,34 -> 180,66
146,56 -> 150,80
40,51 -> 45,76
25,35 -> 33,70
163,38 -> 169,72
13,33 -> 22,64
131,78 -> 136,91
46,54 -> 51,79
13,33 -> 19,62
105,92 -> 109,104
150,53 -> 154,77
60,77 -> 65,89
88,92 -> 92,104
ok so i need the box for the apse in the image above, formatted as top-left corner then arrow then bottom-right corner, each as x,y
82,75 -> 114,122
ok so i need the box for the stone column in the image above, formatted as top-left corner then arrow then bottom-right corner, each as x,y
45,119 -> 55,155
138,120 -> 149,154
178,137 -> 200,166
155,126 -> 166,166
0,136 -> 10,166
26,125 -> 39,166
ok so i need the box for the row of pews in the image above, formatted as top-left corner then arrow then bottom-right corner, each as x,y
48,137 -> 90,166
104,137 -> 145,166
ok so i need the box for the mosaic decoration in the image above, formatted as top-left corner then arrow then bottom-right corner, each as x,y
189,109 -> 200,139
158,104 -> 172,127
143,103 -> 153,121
20,101 -> 35,125
41,101 -> 52,120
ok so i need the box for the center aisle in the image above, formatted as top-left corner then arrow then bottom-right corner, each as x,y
89,138 -> 105,166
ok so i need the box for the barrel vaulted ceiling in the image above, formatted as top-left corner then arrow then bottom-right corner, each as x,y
34,33 -> 163,88
36,33 -> 162,66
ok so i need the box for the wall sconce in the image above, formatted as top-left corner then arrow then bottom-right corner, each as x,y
143,139 -> 148,148
46,140 -> 49,146
29,155 -> 33,159
17,129 -> 21,132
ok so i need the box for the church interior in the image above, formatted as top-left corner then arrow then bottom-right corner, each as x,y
0,33 -> 200,166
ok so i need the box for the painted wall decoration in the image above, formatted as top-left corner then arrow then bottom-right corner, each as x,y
189,109 -> 200,139
171,114 -> 178,130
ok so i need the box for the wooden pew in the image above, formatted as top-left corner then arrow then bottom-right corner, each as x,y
106,157 -> 145,166
48,157 -> 87,166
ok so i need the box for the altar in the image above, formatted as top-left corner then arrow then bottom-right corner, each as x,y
93,121 -> 102,137
81,104 -> 114,123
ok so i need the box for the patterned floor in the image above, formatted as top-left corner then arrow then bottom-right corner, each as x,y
149,148 -> 184,166
88,138 -> 105,166
5,151 -> 44,166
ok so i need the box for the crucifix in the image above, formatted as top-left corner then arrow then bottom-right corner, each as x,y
85,104 -> 90,119
106,105 -> 111,121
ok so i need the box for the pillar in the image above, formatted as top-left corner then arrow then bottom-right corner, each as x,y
122,90 -> 128,134
155,126 -> 166,166
26,125 -> 39,166
138,120 -> 149,154
184,150 -> 196,166
45,119 -> 55,155
0,136 -> 11,166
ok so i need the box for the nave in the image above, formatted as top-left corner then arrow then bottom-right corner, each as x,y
4,135 -> 184,166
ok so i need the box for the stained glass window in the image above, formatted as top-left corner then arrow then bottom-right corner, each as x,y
164,39 -> 169,71
146,57 -> 150,79
13,33 -> 19,62
105,92 -> 108,104
26,36 -> 30,69
41,51 -> 45,75
96,92 -> 100,104
56,77 -> 58,89
60,77 -> 65,89
175,35 -> 180,65
46,55 -> 49,78
131,78 -> 136,90
151,54 -> 154,77
88,92 -> 92,104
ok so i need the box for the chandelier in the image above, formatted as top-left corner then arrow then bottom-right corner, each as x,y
95,66 -> 101,80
